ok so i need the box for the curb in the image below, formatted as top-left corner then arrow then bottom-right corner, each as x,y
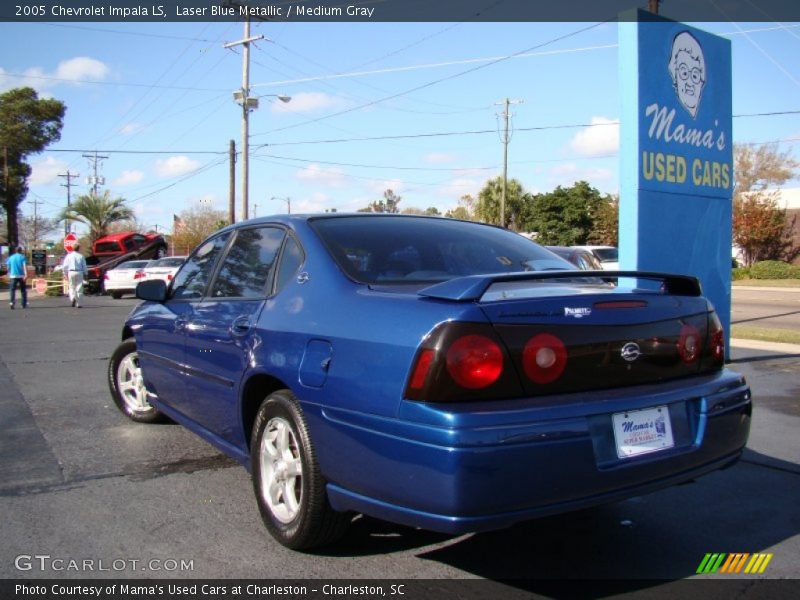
732,285 -> 800,293
730,338 -> 800,354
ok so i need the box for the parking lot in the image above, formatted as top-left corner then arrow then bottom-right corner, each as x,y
0,293 -> 798,590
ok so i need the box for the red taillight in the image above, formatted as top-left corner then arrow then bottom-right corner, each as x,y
167,273 -> 173,281
708,313 -> 725,365
134,270 -> 145,280
409,349 -> 435,391
678,324 -> 702,364
523,333 -> 568,384
446,335 -> 503,389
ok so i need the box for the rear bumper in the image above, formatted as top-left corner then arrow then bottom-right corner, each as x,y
308,369 -> 751,534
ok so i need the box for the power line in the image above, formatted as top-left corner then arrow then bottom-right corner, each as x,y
252,20 -> 613,137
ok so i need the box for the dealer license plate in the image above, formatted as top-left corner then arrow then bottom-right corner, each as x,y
612,405 -> 674,459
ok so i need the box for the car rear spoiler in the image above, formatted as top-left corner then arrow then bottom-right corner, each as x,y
417,271 -> 702,302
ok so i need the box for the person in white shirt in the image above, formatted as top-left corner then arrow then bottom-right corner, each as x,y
62,244 -> 88,308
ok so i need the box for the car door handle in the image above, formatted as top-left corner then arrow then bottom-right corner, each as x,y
230,316 -> 253,336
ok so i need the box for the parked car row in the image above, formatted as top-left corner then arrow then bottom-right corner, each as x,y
103,256 -> 186,298
545,245 -> 619,270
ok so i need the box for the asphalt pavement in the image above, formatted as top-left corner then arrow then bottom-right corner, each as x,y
0,289 -> 798,589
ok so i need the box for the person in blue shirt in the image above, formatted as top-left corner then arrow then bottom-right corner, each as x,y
7,246 -> 27,309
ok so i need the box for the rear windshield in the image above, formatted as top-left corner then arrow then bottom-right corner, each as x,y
310,216 -> 571,284
594,247 -> 618,262
115,261 -> 150,270
149,257 -> 185,267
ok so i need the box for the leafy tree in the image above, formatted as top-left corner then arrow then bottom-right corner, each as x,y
733,192 -> 797,266
733,143 -> 799,265
59,191 -> 135,246
18,215 -> 60,249
474,177 -> 528,229
0,87 -> 66,246
525,181 -> 607,246
587,194 -> 619,246
734,143 -> 799,193
362,189 -> 402,213
445,194 -> 477,221
171,205 -> 229,255
424,206 -> 440,216
401,207 -> 425,215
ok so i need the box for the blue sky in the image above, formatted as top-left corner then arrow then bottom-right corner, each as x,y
1,16 -> 799,238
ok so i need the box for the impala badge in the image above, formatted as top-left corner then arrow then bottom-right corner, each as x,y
565,307 -> 592,319
621,342 -> 642,362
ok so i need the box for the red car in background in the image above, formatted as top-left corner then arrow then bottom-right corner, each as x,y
86,232 -> 168,294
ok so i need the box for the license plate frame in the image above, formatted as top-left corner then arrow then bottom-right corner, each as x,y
612,405 -> 674,459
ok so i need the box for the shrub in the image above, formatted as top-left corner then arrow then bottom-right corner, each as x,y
731,267 -> 750,281
45,271 -> 65,296
749,260 -> 800,280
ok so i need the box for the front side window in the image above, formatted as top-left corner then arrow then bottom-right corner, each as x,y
210,227 -> 285,299
170,233 -> 231,300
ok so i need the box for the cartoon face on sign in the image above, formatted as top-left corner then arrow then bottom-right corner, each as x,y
668,31 -> 706,118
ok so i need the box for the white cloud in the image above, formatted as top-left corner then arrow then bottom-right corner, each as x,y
438,177 -> 480,199
288,193 -> 331,214
0,58 -> 110,92
114,170 -> 145,186
155,156 -> 200,178
568,117 -> 619,157
368,179 -> 404,196
270,92 -> 339,114
295,164 -> 347,187
547,163 -> 615,190
54,57 -> 109,83
120,123 -> 143,136
424,152 -> 457,165
30,157 -> 67,186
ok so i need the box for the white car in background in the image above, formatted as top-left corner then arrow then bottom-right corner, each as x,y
573,246 -> 619,270
143,256 -> 186,284
104,260 -> 152,299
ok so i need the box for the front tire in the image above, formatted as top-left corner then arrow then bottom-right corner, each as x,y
108,339 -> 164,423
251,390 -> 350,550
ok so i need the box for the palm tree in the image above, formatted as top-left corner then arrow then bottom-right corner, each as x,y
59,191 -> 135,245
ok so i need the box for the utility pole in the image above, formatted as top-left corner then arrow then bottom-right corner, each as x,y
224,16 -> 263,222
82,151 -> 108,197
58,170 -> 79,236
228,139 -> 236,224
495,98 -> 523,228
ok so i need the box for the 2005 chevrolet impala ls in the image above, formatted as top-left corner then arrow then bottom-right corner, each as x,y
108,214 -> 751,549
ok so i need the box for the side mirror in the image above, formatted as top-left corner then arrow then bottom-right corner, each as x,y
136,279 -> 168,302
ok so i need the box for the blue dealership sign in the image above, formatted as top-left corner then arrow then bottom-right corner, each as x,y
619,10 -> 733,351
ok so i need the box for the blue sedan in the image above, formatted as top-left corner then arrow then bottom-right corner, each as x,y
108,215 -> 751,550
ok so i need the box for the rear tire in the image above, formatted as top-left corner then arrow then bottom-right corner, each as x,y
251,390 -> 350,550
108,339 -> 164,423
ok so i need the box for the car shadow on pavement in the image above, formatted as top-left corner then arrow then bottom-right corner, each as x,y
320,452 -> 798,589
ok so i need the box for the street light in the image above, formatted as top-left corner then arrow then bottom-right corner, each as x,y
271,196 -> 291,214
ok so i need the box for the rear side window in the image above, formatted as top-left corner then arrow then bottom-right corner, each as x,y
210,227 -> 285,299
170,233 -> 231,300
275,235 -> 304,294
